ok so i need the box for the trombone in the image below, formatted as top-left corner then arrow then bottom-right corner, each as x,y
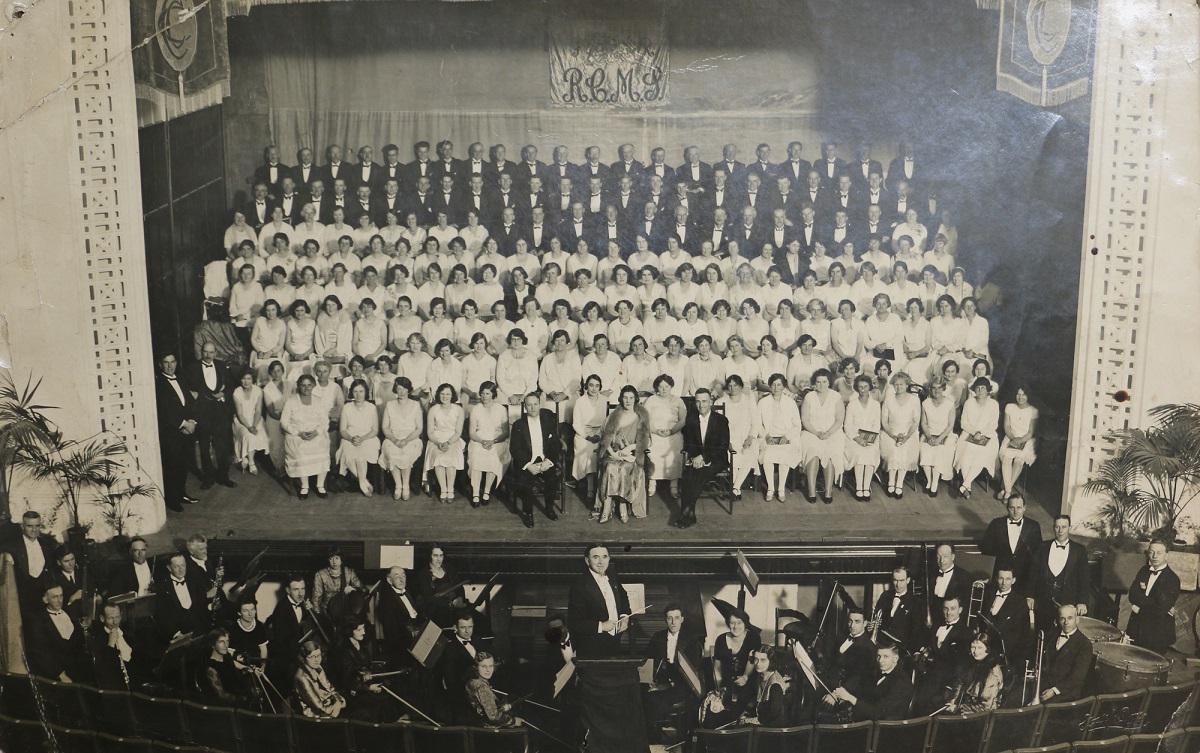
1022,629 -> 1044,706
965,579 -> 987,628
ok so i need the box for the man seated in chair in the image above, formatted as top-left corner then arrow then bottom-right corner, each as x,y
676,389 -> 730,529
509,392 -> 561,529
832,643 -> 914,721
643,603 -> 702,742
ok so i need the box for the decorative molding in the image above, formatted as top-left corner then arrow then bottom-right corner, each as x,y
1064,0 -> 1164,510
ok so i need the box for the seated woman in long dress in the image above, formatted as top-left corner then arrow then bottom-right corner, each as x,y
919,376 -> 958,496
998,385 -> 1039,500
281,374 -> 331,499
262,360 -> 289,474
425,383 -> 466,503
336,379 -> 381,497
947,632 -> 1004,714
379,377 -> 423,501
572,374 -> 607,508
397,332 -> 434,407
843,374 -> 882,500
284,300 -> 318,380
879,371 -> 921,498
465,652 -> 521,728
758,372 -> 802,502
249,299 -> 286,383
596,385 -> 651,523
800,369 -> 846,504
621,335 -> 658,397
644,374 -> 687,501
294,640 -> 345,718
539,329 -> 582,420
954,377 -> 1000,499
232,369 -> 270,475
467,381 -> 510,506
718,374 -> 760,499
314,295 -> 353,378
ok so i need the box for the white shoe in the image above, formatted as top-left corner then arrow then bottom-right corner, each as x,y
647,480 -> 658,497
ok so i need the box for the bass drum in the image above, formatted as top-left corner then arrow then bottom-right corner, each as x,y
1091,643 -> 1170,693
1077,616 -> 1122,643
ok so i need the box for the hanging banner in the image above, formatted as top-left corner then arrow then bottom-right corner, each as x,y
996,0 -> 1096,107
131,0 -> 231,124
549,21 -> 668,108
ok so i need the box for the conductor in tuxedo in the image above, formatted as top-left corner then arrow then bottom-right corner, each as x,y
1126,539 -> 1181,655
508,393 -> 561,529
1031,515 -> 1091,633
156,352 -> 199,513
1039,604 -> 1093,702
676,389 -> 729,529
183,341 -> 237,491
568,544 -> 632,659
6,510 -> 56,609
979,494 -> 1043,592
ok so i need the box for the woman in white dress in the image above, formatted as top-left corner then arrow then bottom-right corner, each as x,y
314,295 -> 353,378
370,355 -> 396,419
698,264 -> 730,318
231,370 -> 270,474
843,374 -> 881,500
607,300 -> 642,357
399,212 -> 427,259
546,300 -> 579,353
223,209 -> 257,256
737,300 -> 769,356
444,265 -> 475,319
863,293 -> 905,374
642,298 -> 679,356
758,373 -> 802,502
723,336 -> 758,397
677,303 -> 709,356
900,298 -> 933,384
880,372 -> 921,497
787,335 -> 826,395
539,329 -> 582,420
830,299 -> 864,366
379,377 -> 424,501
998,386 -> 1039,500
473,265 -> 505,317
281,374 -> 331,499
955,378 -> 1000,499
284,301 -> 318,380
460,210 -> 489,255
421,298 -> 455,356
718,374 -> 760,499
572,374 -> 607,507
577,302 -> 606,356
229,264 -> 265,338
919,376 -> 958,496
581,334 -> 622,402
396,332 -> 434,408
262,360 -> 289,474
645,374 -> 687,500
428,338 -> 465,398
708,301 -> 737,356
336,380 -> 381,497
603,265 -> 637,319
467,381 -> 510,506
754,336 -> 788,396
800,369 -> 846,504
621,336 -> 657,397
496,329 -> 540,414
596,385 -> 651,523
425,383 -> 466,503
250,300 -> 286,383
969,359 -> 1001,398
352,298 -> 389,363
770,300 -> 802,355
460,332 -> 498,410
453,300 -> 486,356
654,336 -> 689,399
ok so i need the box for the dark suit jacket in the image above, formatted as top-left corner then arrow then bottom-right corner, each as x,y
979,517 -> 1044,593
375,587 -> 424,658
886,157 -> 923,191
930,567 -> 973,626
980,584 -> 1031,661
1127,564 -> 1181,651
742,161 -> 776,187
608,159 -> 645,188
155,576 -> 210,640
641,162 -> 676,190
289,163 -> 319,191
52,567 -> 84,620
646,628 -> 702,692
6,534 -> 56,600
349,161 -> 384,191
26,607 -> 91,682
429,158 -> 465,185
833,632 -> 876,696
872,590 -> 921,649
775,159 -> 812,186
483,159 -> 518,187
253,163 -> 291,196
760,223 -> 799,253
848,159 -> 884,187
400,190 -> 435,227
925,619 -> 969,687
404,159 -> 435,188
815,158 -> 848,187
852,668 -> 914,721
266,595 -> 313,663
89,622 -> 148,690
105,560 -> 154,598
567,569 -> 631,659
439,637 -> 481,691
1042,630 -> 1092,701
1032,540 -> 1091,619
509,410 -> 561,471
682,410 -> 729,471
545,162 -> 581,193
513,160 -> 548,188
319,162 -> 351,190
242,199 -> 276,232
674,162 -> 713,191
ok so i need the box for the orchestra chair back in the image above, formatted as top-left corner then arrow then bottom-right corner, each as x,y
0,711 -> 48,751
751,724 -> 813,753
408,723 -> 471,753
1181,726 -> 1200,751
1070,735 -> 1131,753
0,669 -> 39,720
149,740 -> 211,753
130,692 -> 189,744
468,725 -> 530,753
812,720 -> 873,753
1128,727 -> 1185,753
33,675 -> 87,727
870,715 -> 930,753
927,709 -> 990,753
348,719 -> 409,753
1145,678 -> 1198,734
181,699 -> 240,753
1009,744 -> 1069,753
88,685 -> 139,737
1083,688 -> 1148,740
1034,696 -> 1096,747
981,704 -> 1044,753
692,725 -> 755,753
291,712 -> 354,753
95,731 -> 154,753
233,708 -> 293,753
47,722 -> 101,753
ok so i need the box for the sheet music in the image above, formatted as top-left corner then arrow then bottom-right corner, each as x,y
637,658 -> 655,684
379,544 -> 415,570
553,660 -> 575,698
675,651 -> 703,698
623,583 -> 646,616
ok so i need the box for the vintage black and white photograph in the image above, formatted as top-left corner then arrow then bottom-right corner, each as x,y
0,0 -> 1198,750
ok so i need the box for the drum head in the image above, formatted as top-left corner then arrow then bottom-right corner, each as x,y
1093,642 -> 1170,671
1077,616 -> 1122,642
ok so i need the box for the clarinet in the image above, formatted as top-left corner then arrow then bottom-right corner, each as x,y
210,556 -> 225,613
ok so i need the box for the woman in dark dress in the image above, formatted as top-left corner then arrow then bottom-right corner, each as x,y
330,618 -> 399,722
741,646 -> 790,727
197,629 -> 261,709
415,544 -> 468,627
703,599 -> 762,728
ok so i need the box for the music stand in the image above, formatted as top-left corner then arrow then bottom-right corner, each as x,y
573,659 -> 651,753
408,618 -> 450,669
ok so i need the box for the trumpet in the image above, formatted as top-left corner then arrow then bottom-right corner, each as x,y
966,579 -> 986,628
1022,630 -> 1044,705
867,608 -> 883,643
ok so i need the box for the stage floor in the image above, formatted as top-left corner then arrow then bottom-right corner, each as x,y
146,467 -> 1057,548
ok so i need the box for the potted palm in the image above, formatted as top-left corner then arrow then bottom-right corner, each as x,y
95,473 -> 157,542
0,373 -> 60,524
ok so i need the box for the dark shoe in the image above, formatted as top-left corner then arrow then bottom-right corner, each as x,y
679,516 -> 695,529
315,488 -> 328,499
805,493 -> 817,504
166,499 -> 184,513
217,477 -> 237,488
545,508 -> 559,521
181,496 -> 199,505
200,479 -> 214,490
520,513 -> 535,529
299,490 -> 309,500
481,493 -> 491,506
823,495 -> 833,505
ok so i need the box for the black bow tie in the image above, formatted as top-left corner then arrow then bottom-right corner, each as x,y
1056,543 -> 1067,549
172,579 -> 186,586
1009,519 -> 1023,526
163,374 -> 177,380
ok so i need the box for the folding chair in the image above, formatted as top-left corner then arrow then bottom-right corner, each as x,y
871,715 -> 930,753
234,709 -> 293,753
409,724 -> 470,753
1084,688 -> 1148,740
982,704 -> 1044,753
692,726 -> 755,753
468,725 -> 531,753
752,724 -> 813,753
1035,696 -> 1095,747
130,692 -> 189,744
291,713 -> 353,753
182,700 -> 241,753
812,721 -> 873,753
928,710 -> 989,753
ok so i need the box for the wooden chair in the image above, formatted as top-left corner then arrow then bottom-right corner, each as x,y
982,704 -> 1044,753
812,721 -> 873,753
871,715 -> 931,753
1084,688 -> 1148,740
928,710 -> 990,753
1035,696 -> 1095,747
692,726 -> 755,753
751,724 -> 813,753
